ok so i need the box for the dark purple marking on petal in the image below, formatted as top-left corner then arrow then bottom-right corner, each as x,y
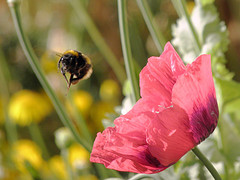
145,151 -> 161,167
190,94 -> 219,144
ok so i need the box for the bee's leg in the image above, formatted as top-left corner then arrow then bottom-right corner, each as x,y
69,74 -> 84,85
61,68 -> 69,87
68,74 -> 74,88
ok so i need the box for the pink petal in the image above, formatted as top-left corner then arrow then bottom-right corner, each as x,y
172,55 -> 218,144
147,105 -> 195,167
140,42 -> 186,105
147,42 -> 186,92
139,66 -> 171,106
90,98 -> 167,174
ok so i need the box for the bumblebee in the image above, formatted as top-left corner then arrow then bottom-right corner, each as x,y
58,50 -> 93,88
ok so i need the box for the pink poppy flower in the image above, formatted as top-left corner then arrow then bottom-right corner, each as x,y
90,42 -> 218,174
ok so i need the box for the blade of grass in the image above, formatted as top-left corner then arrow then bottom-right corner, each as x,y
7,0 -> 91,152
29,123 -> 50,159
171,0 -> 201,53
67,91 -> 93,143
0,48 -> 18,144
118,0 -> 140,103
136,0 -> 166,54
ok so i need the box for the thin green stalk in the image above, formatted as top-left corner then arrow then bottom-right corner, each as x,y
7,0 -> 91,152
61,149 -> 75,180
68,91 -> 93,143
129,174 -> 158,180
118,0 -> 140,103
29,123 -> 50,159
171,0 -> 201,53
170,0 -> 182,17
68,0 -> 126,85
136,0 -> 166,54
0,49 -> 18,144
192,147 -> 222,180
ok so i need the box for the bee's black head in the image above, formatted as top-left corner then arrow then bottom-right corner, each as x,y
61,53 -> 75,66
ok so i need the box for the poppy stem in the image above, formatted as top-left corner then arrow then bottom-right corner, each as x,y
136,0 -> 166,54
7,0 -> 92,152
192,147 -> 222,180
118,0 -> 141,103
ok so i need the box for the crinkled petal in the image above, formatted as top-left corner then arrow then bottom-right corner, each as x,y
90,128 -> 167,174
147,42 -> 186,93
90,98 -> 167,174
140,43 -> 186,106
147,105 -> 195,167
172,55 -> 218,144
140,66 -> 171,106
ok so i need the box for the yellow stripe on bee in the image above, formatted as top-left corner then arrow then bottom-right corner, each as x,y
64,50 -> 79,57
82,54 -> 92,64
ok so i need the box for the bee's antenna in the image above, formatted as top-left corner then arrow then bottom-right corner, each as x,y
56,52 -> 63,57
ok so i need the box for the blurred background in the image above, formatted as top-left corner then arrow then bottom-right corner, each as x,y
0,0 -> 240,179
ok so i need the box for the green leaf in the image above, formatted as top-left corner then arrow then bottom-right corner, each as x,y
200,0 -> 215,6
218,116 -> 240,163
215,78 -> 240,110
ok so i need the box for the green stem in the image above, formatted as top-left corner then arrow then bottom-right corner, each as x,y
192,147 -> 222,180
129,174 -> 158,180
68,0 -> 126,85
7,0 -> 91,152
171,0 -> 201,53
0,49 -> 18,144
118,0 -> 140,103
170,0 -> 182,17
136,0 -> 166,54
68,91 -> 93,143
61,149 -> 74,180
29,123 -> 50,159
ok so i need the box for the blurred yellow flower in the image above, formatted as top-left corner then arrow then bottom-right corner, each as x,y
78,175 -> 98,180
100,79 -> 121,104
41,52 -> 59,74
68,143 -> 90,170
8,90 -> 52,126
66,90 -> 93,118
90,101 -> 115,131
48,155 -> 67,180
187,1 -> 195,14
12,140 -> 43,173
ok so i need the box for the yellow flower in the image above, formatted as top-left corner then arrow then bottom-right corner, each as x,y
68,143 -> 90,170
8,90 -> 52,126
100,79 -> 121,104
40,52 -> 59,74
187,1 -> 195,14
66,90 -> 93,118
90,101 -> 115,131
48,155 -> 67,180
12,140 -> 43,173
78,175 -> 98,180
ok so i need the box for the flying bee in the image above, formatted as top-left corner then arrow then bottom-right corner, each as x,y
57,50 -> 93,88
